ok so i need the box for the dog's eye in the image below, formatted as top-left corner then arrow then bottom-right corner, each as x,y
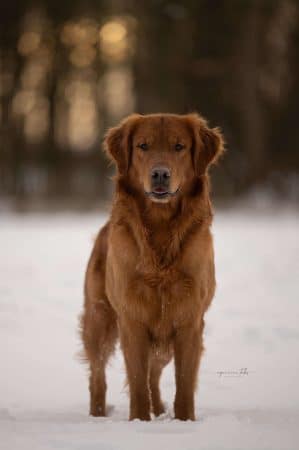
175,143 -> 184,152
138,143 -> 148,151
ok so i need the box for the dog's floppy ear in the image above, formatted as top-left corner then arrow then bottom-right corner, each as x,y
187,113 -> 225,176
104,114 -> 140,175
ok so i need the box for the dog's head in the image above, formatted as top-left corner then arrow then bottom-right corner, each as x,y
104,113 -> 224,203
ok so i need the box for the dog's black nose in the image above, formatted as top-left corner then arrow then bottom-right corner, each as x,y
151,166 -> 170,187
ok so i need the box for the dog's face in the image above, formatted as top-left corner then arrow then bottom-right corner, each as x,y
104,113 -> 224,204
131,116 -> 195,203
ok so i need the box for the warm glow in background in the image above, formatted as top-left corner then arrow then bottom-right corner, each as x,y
1,2 -> 299,209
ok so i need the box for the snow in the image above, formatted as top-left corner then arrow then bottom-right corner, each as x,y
1,208 -> 299,450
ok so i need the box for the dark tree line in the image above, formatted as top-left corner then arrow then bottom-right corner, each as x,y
1,0 -> 299,208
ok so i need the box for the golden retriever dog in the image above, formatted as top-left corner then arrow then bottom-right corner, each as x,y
80,113 -> 224,421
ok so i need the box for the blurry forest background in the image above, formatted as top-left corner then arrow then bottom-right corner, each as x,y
1,0 -> 299,210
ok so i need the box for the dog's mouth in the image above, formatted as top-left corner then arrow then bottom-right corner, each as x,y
145,187 -> 179,201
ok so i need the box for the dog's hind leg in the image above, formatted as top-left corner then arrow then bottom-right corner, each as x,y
149,351 -> 172,417
80,222 -> 118,416
81,298 -> 118,417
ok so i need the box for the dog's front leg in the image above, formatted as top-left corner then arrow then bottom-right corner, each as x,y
174,320 -> 204,420
120,317 -> 151,421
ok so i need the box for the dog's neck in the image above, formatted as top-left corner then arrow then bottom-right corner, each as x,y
113,175 -> 213,268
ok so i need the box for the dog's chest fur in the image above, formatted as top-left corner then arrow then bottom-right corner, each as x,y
123,252 -> 204,340
107,195 -> 213,340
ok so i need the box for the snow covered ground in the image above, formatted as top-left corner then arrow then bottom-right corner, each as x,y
1,208 -> 298,450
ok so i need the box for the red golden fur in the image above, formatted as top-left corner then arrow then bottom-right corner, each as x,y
80,113 -> 224,421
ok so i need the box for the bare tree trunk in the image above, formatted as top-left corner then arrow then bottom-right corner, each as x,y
234,1 -> 266,186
